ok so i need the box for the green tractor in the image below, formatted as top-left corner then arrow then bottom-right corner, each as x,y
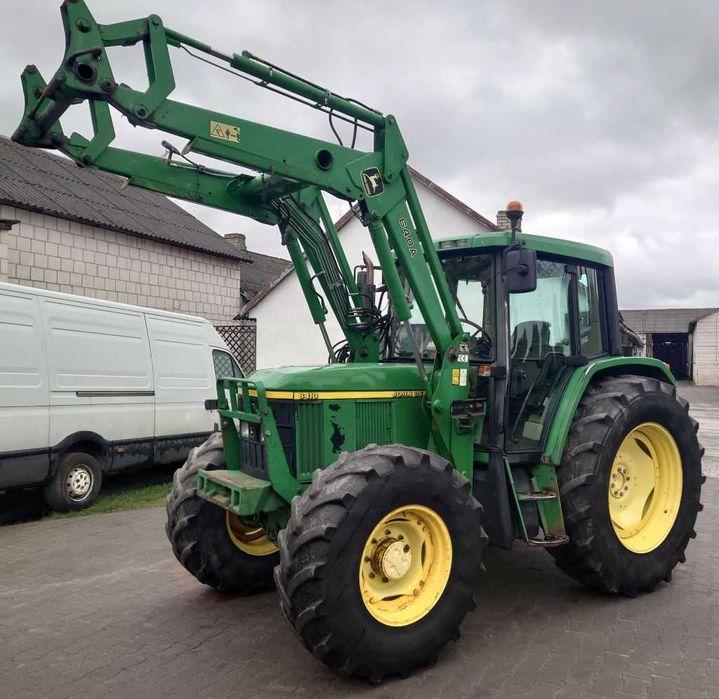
15,1 -> 704,681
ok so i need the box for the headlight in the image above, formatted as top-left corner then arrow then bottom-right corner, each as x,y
240,421 -> 251,439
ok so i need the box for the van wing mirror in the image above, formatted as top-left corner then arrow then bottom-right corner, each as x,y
503,246 -> 537,294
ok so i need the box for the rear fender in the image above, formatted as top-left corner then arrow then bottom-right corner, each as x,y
542,357 -> 675,465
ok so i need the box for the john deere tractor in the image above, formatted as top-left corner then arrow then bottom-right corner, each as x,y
15,1 -> 704,681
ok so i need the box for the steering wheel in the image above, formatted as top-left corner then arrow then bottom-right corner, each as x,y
459,318 -> 492,355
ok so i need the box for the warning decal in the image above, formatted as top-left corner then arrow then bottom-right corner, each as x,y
209,121 -> 240,143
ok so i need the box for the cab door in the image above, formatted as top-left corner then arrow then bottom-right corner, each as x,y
505,258 -> 607,452
506,258 -> 573,451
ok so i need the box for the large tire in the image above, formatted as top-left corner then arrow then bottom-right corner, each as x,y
43,451 -> 103,512
274,444 -> 487,682
165,432 -> 279,594
551,375 -> 704,595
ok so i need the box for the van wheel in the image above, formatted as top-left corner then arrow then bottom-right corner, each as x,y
43,452 -> 103,512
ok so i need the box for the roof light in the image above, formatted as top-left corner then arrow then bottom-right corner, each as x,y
506,200 -> 523,212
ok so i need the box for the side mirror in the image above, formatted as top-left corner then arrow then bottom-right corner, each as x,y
503,246 -> 537,294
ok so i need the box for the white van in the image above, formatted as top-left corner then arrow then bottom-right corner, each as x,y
0,282 -> 242,511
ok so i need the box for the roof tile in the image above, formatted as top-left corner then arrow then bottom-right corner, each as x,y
0,137 -> 248,260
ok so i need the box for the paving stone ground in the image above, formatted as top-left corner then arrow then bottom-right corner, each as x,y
680,383 -> 719,478
1,384 -> 718,698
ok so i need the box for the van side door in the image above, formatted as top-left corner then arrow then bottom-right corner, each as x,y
41,297 -> 155,470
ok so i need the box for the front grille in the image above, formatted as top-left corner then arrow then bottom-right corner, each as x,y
239,399 -> 297,478
356,400 -> 393,447
240,435 -> 267,478
239,398 -> 396,481
296,402 -> 323,478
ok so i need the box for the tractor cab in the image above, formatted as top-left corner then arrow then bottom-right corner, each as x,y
393,227 -> 618,455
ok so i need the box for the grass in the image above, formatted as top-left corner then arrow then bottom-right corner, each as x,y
45,479 -> 173,520
0,464 -> 179,525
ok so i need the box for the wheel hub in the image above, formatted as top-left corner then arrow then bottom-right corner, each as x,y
66,466 -> 92,500
372,539 -> 412,580
359,505 -> 452,627
609,463 -> 631,498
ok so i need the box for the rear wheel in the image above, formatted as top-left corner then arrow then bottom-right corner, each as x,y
165,432 -> 278,594
43,452 -> 102,512
274,444 -> 487,682
551,375 -> 704,594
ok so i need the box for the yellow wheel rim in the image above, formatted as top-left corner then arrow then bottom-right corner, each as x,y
609,422 -> 683,554
225,512 -> 278,556
359,504 -> 452,627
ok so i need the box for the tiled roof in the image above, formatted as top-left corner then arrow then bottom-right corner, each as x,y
0,137 -> 249,260
238,248 -> 293,305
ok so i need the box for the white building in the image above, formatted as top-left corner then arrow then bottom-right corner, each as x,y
691,311 -> 719,386
0,136 -> 246,323
621,308 -> 719,386
244,168 -> 499,368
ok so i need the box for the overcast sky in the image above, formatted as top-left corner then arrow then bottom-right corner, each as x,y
1,0 -> 717,309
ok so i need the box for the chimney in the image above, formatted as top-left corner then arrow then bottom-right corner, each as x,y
496,210 -> 518,231
225,233 -> 247,251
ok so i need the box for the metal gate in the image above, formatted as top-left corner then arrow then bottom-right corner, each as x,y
215,320 -> 257,374
652,332 -> 689,380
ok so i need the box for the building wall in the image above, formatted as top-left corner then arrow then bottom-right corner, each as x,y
0,205 -> 241,323
693,311 -> 719,386
252,186 -> 495,369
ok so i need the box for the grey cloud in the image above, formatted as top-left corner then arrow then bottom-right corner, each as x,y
0,0 -> 716,309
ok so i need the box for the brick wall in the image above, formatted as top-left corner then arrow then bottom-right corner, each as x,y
693,312 -> 719,386
0,205 -> 241,323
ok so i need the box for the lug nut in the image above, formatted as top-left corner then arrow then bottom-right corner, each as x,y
382,577 -> 389,583
369,572 -> 375,579
403,545 -> 410,553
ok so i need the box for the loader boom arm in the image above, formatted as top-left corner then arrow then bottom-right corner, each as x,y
14,0 -> 474,470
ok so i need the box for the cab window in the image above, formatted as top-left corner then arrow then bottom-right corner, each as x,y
577,266 -> 605,357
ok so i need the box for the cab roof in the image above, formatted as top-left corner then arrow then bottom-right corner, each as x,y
436,230 -> 614,267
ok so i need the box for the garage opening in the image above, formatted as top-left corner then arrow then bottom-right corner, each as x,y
651,332 -> 689,379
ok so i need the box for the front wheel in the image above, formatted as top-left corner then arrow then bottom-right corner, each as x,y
551,375 -> 704,595
274,444 -> 487,682
165,432 -> 279,594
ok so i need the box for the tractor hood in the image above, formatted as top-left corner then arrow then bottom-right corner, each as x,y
247,363 -> 427,395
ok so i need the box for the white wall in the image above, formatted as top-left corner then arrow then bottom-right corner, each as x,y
693,311 -> 719,386
252,183 -> 494,369
0,205 -> 241,323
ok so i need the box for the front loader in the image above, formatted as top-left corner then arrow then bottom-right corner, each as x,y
14,1 -> 705,681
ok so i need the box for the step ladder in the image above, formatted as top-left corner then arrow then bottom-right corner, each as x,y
505,460 -> 570,547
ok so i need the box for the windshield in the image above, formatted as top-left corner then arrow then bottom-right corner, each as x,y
390,252 -> 495,361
